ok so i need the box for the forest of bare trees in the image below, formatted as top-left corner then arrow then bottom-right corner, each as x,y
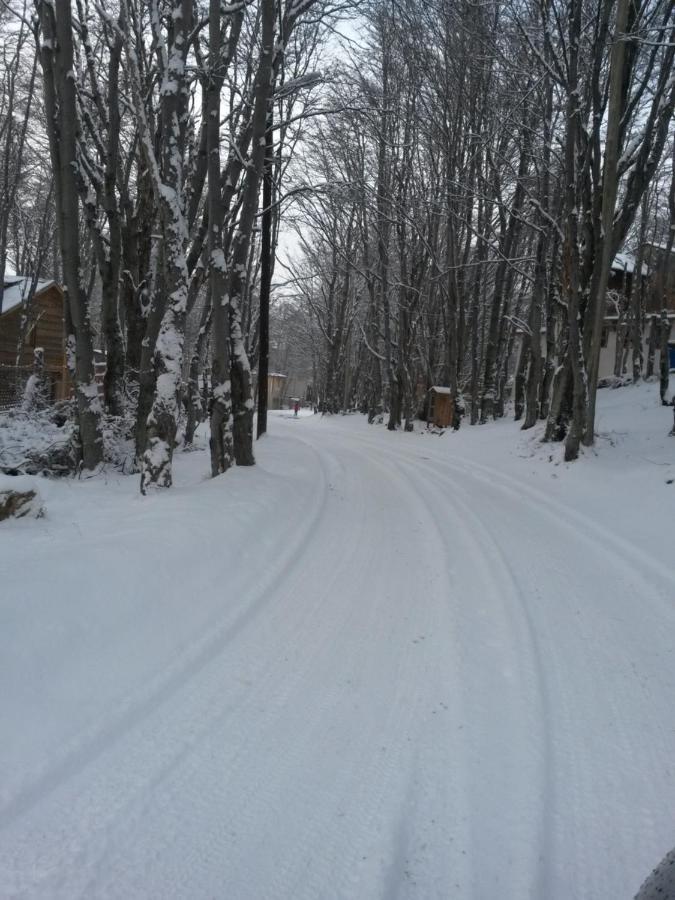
284,0 -> 675,457
0,0 -> 335,487
0,0 -> 673,490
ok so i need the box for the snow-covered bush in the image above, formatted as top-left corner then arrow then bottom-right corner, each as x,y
0,405 -> 75,475
100,408 -> 137,472
0,397 -> 141,476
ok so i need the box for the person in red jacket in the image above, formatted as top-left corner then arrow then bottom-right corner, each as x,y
293,401 -> 299,417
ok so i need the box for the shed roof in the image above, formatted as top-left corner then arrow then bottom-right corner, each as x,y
429,385 -> 452,395
1,276 -> 55,316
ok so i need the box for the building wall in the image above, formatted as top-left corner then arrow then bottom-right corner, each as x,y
599,319 -> 675,379
0,286 -> 68,403
513,318 -> 673,388
267,374 -> 288,409
643,244 -> 675,313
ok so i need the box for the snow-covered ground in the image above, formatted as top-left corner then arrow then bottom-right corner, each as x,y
1,384 -> 674,899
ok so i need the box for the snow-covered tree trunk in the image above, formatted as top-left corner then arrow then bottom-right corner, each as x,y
185,300 -> 211,447
256,108 -> 274,439
579,0 -> 631,452
659,143 -> 675,405
646,314 -> 659,378
630,196 -> 649,382
208,0 -> 235,476
523,65 -> 554,431
122,0 -> 194,492
74,0 -> 126,416
562,0 -> 587,463
480,112 -> 531,423
658,309 -> 671,405
375,19 -> 397,431
222,0 -> 276,467
37,0 -> 103,471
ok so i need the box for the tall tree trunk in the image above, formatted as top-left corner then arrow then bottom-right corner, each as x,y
37,0 -> 103,470
123,0 -> 194,491
658,142 -> 675,404
185,298 -> 212,447
562,0 -> 588,462
480,113 -> 531,422
225,0 -> 276,466
581,0 -> 631,449
523,70 -> 553,430
208,0 -> 234,475
101,24 -> 125,416
256,109 -> 274,439
630,194 -> 650,381
659,310 -> 671,405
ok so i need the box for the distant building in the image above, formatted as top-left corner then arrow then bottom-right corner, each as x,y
267,373 -> 288,409
642,240 -> 675,313
513,253 -> 674,385
0,276 -> 69,407
428,386 -> 454,428
251,371 -> 288,410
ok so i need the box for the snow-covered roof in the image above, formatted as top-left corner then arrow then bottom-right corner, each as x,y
429,385 -> 451,395
611,253 -> 648,276
604,312 -> 675,321
268,372 -> 287,379
1,275 -> 55,316
644,240 -> 675,253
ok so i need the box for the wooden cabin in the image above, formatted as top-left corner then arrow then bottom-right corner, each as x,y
428,386 -> 454,428
642,241 -> 675,314
252,371 -> 289,411
0,277 -> 68,407
606,252 -> 648,303
267,373 -> 288,409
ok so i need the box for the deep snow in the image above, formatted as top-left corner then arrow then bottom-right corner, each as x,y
1,385 -> 674,899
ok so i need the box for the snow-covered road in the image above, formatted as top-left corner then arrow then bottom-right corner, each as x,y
2,398 -> 675,898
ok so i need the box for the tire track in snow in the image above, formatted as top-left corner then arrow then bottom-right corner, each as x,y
304,419 -> 675,898
164,442 -> 466,900
0,438 -> 345,884
383,439 -> 675,898
4,417 -> 674,898
339,422 -> 675,610
1,437 -> 443,898
75,440 -> 466,900
444,454 -> 675,602
371,443 -> 555,899
284,419 -> 675,897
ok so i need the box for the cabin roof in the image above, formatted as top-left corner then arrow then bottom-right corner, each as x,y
644,240 -> 675,254
611,253 -> 649,276
1,275 -> 56,316
429,385 -> 452,395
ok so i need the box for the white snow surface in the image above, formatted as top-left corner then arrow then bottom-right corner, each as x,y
1,385 -> 675,899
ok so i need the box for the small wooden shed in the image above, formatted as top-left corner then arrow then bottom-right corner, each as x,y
428,386 -> 454,428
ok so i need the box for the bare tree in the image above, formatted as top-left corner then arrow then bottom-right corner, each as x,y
36,0 -> 103,469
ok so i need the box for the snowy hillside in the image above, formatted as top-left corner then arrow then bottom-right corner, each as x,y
1,384 -> 674,899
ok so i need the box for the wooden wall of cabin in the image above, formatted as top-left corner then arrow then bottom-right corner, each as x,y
643,246 -> 675,314
0,286 -> 68,402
